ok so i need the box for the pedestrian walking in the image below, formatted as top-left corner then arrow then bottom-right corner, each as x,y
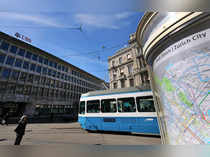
14,115 -> 28,145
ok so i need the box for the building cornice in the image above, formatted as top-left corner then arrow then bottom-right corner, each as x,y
108,43 -> 138,61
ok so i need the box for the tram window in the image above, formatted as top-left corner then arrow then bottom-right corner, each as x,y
79,101 -> 85,114
101,99 -> 117,113
117,97 -> 136,112
87,100 -> 100,113
136,96 -> 155,112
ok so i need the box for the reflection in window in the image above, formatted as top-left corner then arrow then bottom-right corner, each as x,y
36,65 -> 42,73
0,53 -> 6,63
18,48 -> 25,57
101,99 -> 117,113
19,72 -> 27,82
10,45 -> 17,54
136,96 -> 155,112
27,74 -> 34,83
38,56 -> 43,63
87,100 -> 100,113
0,41 -> 9,51
42,67 -> 47,75
52,70 -> 56,77
30,63 -> 36,71
32,54 -> 38,61
2,68 -> 11,79
34,75 -> 40,84
5,56 -> 15,66
57,72 -> 60,78
25,51 -> 32,59
79,101 -> 85,114
48,69 -> 52,76
23,61 -> 29,69
44,58 -> 48,65
11,70 -> 20,80
117,97 -> 136,112
15,59 -> 23,68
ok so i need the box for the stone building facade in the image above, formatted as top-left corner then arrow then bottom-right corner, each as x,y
0,31 -> 106,118
108,33 -> 150,89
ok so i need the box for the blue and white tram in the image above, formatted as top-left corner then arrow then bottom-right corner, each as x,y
78,87 -> 160,135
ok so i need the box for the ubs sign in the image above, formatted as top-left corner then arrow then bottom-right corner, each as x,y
15,32 -> 32,43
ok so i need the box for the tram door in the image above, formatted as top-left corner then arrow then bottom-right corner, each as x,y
101,99 -> 119,131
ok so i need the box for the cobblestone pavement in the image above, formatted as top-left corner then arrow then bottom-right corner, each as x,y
0,122 -> 161,145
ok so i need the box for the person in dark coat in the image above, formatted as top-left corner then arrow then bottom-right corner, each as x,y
14,115 -> 28,145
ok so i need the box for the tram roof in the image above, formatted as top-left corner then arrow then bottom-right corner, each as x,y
82,87 -> 151,97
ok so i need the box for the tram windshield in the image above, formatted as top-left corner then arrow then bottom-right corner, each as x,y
79,101 -> 85,114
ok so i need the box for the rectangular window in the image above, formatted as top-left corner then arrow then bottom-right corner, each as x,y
5,56 -> 15,66
34,75 -> 40,84
54,62 -> 57,68
87,100 -> 100,113
23,61 -> 29,70
9,45 -> 17,54
16,85 -> 23,95
25,51 -> 32,59
38,56 -> 43,63
19,72 -> 27,81
127,54 -> 131,59
0,41 -> 9,51
44,58 -> 48,65
136,96 -> 155,112
30,63 -> 36,71
61,73 -> 64,79
0,53 -> 6,63
119,57 -> 122,64
120,79 -> 125,88
112,60 -> 115,66
113,82 -> 117,89
49,61 -> 53,67
17,48 -> 25,57
11,70 -> 20,80
57,72 -> 60,78
101,99 -> 117,113
127,64 -> 133,74
58,64 -> 61,70
117,97 -> 136,112
65,74 -> 68,80
32,54 -> 38,61
27,74 -> 34,83
2,68 -> 11,79
65,67 -> 68,72
48,69 -> 52,76
42,67 -> 47,75
36,65 -> 42,73
130,79 -> 134,87
15,59 -> 23,68
52,70 -> 56,77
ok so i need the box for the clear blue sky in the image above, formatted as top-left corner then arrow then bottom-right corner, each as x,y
0,0 -> 143,82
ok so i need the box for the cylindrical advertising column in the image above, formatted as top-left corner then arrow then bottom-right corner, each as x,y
137,12 -> 210,144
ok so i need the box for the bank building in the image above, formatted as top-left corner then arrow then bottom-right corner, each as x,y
0,31 -> 106,121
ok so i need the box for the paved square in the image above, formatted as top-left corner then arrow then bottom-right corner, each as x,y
0,123 -> 161,145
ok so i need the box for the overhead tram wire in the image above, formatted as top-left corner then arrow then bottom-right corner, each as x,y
63,41 -> 128,59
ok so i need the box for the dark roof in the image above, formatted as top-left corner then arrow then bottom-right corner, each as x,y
0,31 -> 105,82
